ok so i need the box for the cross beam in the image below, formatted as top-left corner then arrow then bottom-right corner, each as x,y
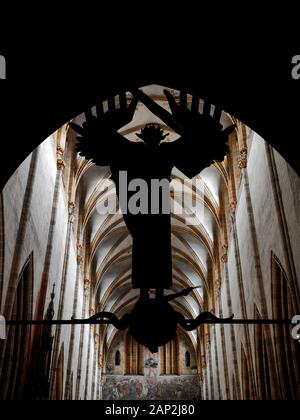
5,319 -> 295,326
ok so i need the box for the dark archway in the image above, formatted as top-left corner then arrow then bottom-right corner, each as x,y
1,47 -> 300,191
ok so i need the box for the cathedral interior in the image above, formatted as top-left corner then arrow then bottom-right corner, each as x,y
0,84 -> 299,400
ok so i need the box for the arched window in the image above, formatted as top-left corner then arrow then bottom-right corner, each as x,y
185,350 -> 191,367
115,350 -> 121,366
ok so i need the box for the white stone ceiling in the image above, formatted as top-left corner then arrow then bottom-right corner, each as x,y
74,84 -> 232,347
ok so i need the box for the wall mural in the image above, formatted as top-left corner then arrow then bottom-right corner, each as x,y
103,375 -> 201,400
104,334 -> 200,400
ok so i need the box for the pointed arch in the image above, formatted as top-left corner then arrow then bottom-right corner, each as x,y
0,253 -> 33,400
271,252 -> 300,399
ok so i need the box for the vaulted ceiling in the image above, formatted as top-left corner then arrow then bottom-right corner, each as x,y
73,84 -> 234,348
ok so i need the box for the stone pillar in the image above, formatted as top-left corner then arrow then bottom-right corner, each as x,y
218,295 -> 231,399
223,262 -> 241,400
91,330 -> 99,399
84,306 -> 95,400
75,278 -> 90,399
207,338 -> 214,400
64,204 -> 83,400
213,326 -> 222,400
48,183 -> 76,399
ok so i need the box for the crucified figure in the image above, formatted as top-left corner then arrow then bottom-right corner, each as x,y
70,88 -> 235,352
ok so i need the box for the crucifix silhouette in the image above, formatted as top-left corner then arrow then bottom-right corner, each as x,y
5,89 -> 297,353
70,88 -> 237,351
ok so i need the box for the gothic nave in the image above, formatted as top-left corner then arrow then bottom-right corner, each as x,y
0,85 -> 299,400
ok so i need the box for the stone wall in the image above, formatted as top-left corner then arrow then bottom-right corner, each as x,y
0,134 -> 100,400
202,133 -> 300,400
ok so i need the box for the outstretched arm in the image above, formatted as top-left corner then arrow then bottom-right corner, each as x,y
131,88 -> 235,141
69,93 -> 138,166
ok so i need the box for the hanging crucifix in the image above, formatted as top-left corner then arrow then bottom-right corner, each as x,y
69,88 -> 237,352
5,89 -> 299,353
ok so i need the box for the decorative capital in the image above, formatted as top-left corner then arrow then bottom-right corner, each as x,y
221,243 -> 228,263
57,158 -> 66,170
77,255 -> 83,265
84,279 -> 90,290
215,279 -> 222,298
230,200 -> 237,214
221,254 -> 228,263
56,146 -> 65,157
68,202 -> 76,215
89,307 -> 95,317
215,279 -> 222,289
238,147 -> 248,169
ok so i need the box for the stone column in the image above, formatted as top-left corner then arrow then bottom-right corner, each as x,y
84,306 -> 95,400
91,330 -> 99,399
64,208 -> 84,400
218,294 -> 231,399
213,326 -> 222,400
75,279 -> 90,399
223,261 -> 241,400
48,187 -> 76,399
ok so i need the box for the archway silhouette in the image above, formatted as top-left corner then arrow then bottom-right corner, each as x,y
1,69 -> 300,191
